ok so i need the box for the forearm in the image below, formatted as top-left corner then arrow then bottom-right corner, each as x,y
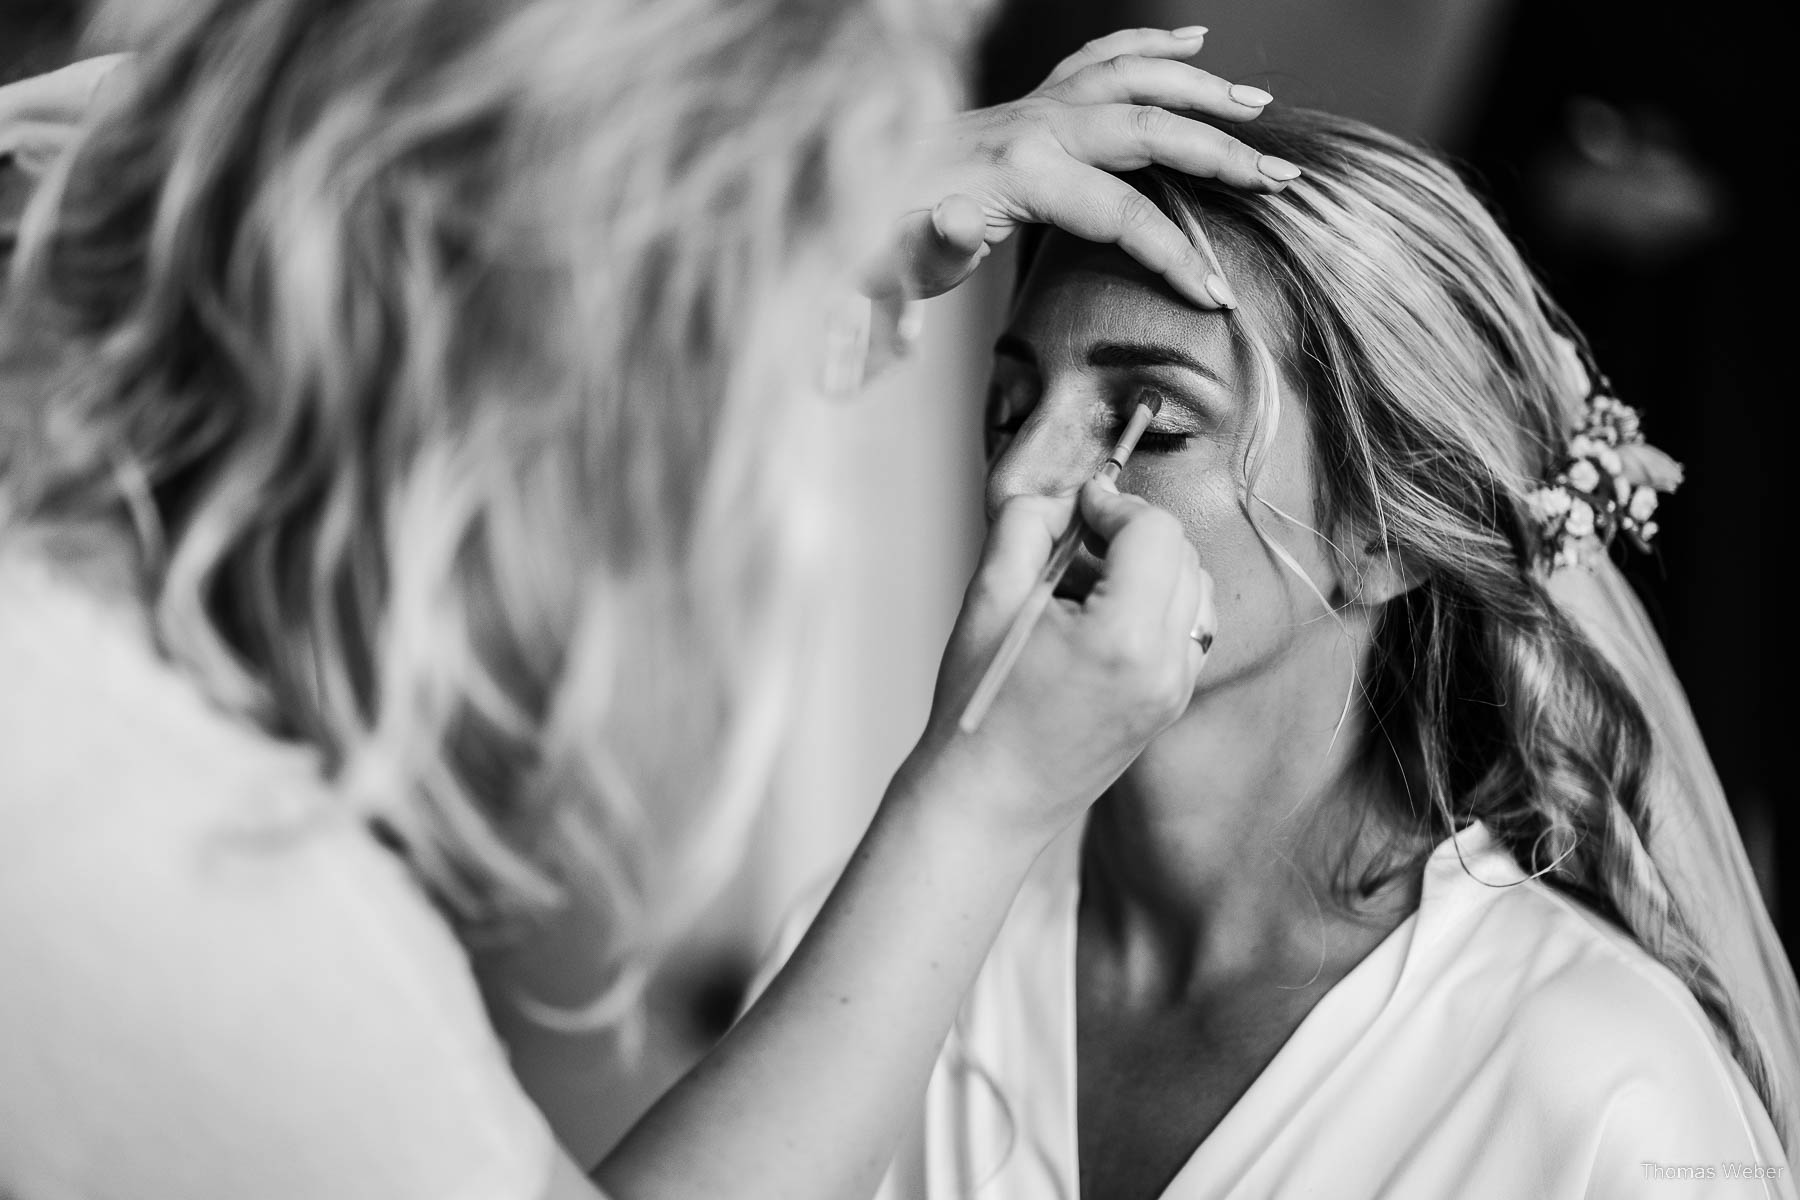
594,758 -> 1042,1200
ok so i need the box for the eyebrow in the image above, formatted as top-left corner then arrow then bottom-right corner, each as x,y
993,334 -> 1226,388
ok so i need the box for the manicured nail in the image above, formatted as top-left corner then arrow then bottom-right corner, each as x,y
1205,273 -> 1236,309
1172,25 -> 1209,38
1229,84 -> 1274,108
1257,155 -> 1302,181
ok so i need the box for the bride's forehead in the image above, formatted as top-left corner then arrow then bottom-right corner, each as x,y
1007,238 -> 1239,362
1016,235 -> 1183,309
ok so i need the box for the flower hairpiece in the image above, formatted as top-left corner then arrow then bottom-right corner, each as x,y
1526,334 -> 1684,572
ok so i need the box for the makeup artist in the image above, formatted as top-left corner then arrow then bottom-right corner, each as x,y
0,8 -> 1285,1199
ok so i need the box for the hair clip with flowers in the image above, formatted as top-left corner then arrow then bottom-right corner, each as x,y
1527,332 -> 1684,572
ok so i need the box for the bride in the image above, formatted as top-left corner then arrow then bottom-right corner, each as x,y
768,106 -> 1800,1200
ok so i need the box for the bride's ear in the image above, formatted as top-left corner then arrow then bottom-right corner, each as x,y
1334,532 -> 1424,610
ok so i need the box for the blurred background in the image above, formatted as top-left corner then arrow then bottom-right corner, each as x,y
3,0 -> 1785,1166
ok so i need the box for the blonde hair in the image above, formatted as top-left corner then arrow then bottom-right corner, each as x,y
1132,109 -> 1783,1137
1,0 -> 958,986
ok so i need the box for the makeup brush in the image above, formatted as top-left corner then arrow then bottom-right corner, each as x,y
957,387 -> 1166,735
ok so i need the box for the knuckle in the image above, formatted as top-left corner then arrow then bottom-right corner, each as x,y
1084,622 -> 1140,673
983,113 -> 1061,171
992,492 -> 1038,526
1113,627 -> 1158,672
1225,136 -> 1262,170
979,127 -> 1032,171
1112,190 -> 1161,237
1010,133 -> 1063,174
1098,53 -> 1137,81
1127,103 -> 1170,140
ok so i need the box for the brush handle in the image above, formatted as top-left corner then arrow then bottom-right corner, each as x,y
956,515 -> 1086,734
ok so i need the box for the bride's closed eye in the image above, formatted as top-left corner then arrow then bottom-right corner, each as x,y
1131,426 -> 1194,455
984,365 -> 1037,459
985,373 -> 1203,459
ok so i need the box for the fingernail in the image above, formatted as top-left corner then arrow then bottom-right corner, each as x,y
1172,25 -> 1209,38
1257,155 -> 1302,181
1228,84 -> 1274,108
1205,273 -> 1236,309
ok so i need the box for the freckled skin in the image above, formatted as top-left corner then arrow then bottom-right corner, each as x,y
986,232 -> 1347,698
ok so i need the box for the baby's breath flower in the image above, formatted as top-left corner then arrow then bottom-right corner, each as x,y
1565,498 -> 1596,539
1535,339 -> 1677,573
1528,487 -> 1572,522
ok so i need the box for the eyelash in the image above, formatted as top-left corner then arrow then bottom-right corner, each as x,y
985,403 -> 1194,455
1133,429 -> 1194,454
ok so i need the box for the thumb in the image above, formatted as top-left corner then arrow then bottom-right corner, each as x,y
864,194 -> 990,300
0,55 -> 135,178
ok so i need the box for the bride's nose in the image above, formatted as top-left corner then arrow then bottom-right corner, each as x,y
984,403 -> 1100,522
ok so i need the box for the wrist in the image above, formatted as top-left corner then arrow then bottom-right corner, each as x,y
882,736 -> 1060,876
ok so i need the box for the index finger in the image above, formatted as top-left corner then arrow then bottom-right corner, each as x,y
1034,162 -> 1228,309
0,55 -> 131,123
1040,27 -> 1210,90
1055,104 -> 1297,191
969,492 -> 1081,616
1076,479 -> 1188,632
1044,56 -> 1272,123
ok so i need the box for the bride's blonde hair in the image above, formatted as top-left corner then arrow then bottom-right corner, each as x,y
1,0 -> 957,971
1135,108 -> 1783,1134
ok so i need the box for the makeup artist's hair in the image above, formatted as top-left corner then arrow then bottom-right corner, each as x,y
1130,109 -> 1782,1131
0,0 -> 957,990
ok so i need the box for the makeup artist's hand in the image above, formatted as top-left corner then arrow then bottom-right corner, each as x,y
901,480 -> 1216,847
871,27 -> 1299,310
0,55 -> 133,176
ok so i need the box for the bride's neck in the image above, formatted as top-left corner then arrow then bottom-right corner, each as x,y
1082,651 -> 1421,992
